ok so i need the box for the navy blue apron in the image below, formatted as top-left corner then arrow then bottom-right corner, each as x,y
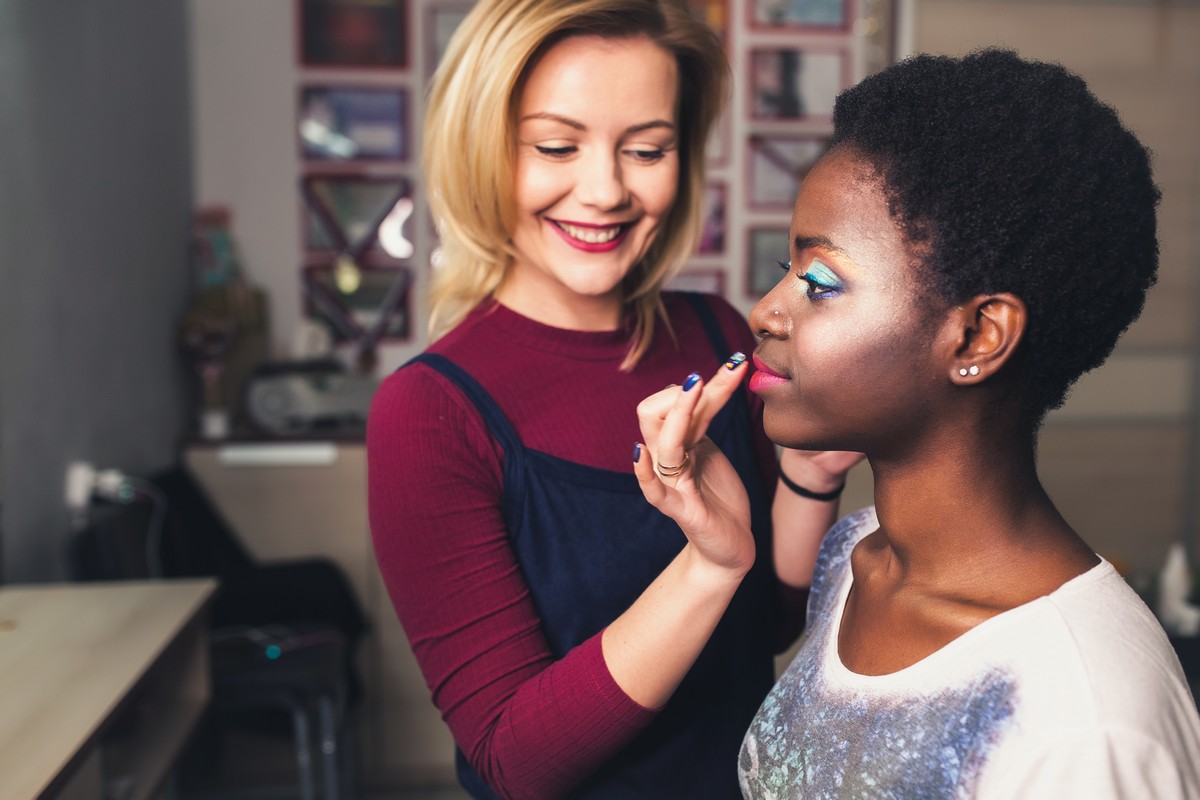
408,294 -> 775,799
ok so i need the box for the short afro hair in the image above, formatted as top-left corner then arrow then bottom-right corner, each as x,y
827,48 -> 1160,423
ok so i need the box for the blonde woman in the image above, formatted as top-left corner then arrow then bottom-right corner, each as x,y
367,1 -> 858,797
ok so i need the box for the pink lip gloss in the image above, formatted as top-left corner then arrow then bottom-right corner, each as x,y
749,354 -> 789,393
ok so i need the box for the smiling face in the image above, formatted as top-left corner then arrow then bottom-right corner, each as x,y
499,34 -> 681,330
748,148 -> 948,456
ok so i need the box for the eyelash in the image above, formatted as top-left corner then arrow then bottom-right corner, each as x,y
533,145 -> 667,163
625,148 -> 666,163
535,145 -> 575,158
777,260 -> 841,299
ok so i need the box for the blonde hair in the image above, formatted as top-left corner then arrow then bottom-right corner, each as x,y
423,0 -> 728,368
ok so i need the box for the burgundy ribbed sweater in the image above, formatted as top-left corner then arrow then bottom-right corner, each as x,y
367,294 -> 775,798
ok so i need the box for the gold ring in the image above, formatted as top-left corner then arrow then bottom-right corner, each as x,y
656,451 -> 690,478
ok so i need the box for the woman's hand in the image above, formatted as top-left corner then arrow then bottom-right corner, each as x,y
771,447 -> 865,604
633,355 -> 754,577
778,448 -> 865,494
604,356 -> 760,708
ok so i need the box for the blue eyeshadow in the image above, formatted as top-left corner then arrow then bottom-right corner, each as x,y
804,259 -> 843,289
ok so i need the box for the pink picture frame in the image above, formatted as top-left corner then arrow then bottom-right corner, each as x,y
297,0 -> 408,70
748,46 -> 850,123
746,0 -> 851,33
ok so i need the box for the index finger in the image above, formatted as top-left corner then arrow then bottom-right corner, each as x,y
688,352 -> 749,445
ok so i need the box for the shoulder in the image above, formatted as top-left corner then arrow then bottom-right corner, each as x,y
661,291 -> 756,355
662,290 -> 751,333
425,300 -> 505,361
1042,565 -> 1199,728
371,300 -> 512,425
985,726 -> 1200,799
663,288 -> 744,317
367,357 -> 490,452
1045,564 -> 1183,686
371,358 -> 467,419
975,563 -> 1200,784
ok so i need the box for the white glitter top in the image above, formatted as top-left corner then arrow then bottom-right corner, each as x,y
739,506 -> 1200,799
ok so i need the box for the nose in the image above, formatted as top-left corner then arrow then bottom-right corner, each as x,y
575,149 -> 630,210
749,289 -> 790,339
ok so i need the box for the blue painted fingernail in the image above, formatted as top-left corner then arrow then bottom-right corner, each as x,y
725,352 -> 747,370
632,443 -> 642,463
682,372 -> 700,392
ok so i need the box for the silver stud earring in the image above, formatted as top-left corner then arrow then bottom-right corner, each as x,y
959,365 -> 980,377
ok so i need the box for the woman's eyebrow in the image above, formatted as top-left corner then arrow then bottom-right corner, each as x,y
519,112 -> 585,129
626,120 -> 676,134
793,234 -> 844,255
518,112 -> 675,135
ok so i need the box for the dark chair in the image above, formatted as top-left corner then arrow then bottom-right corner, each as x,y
68,465 -> 368,800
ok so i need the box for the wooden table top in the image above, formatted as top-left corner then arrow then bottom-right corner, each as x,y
0,579 -> 217,800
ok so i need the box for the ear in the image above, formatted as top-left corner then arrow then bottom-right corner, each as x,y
940,293 -> 1027,384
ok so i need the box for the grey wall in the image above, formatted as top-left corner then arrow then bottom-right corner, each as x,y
0,0 -> 193,582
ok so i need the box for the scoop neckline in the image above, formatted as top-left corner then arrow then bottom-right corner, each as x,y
824,535 -> 1114,689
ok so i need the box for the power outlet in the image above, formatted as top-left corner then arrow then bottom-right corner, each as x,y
64,460 -> 131,511
64,460 -> 97,513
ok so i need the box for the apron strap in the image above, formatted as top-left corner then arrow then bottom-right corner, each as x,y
679,291 -> 732,360
404,352 -> 527,535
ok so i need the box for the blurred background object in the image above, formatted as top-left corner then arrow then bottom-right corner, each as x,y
180,207 -> 269,439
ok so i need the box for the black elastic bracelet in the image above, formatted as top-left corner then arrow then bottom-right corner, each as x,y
779,470 -> 845,502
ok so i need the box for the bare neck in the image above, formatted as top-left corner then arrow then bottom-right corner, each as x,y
863,419 -> 1097,607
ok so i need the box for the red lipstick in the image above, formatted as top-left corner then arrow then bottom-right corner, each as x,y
548,219 -> 631,253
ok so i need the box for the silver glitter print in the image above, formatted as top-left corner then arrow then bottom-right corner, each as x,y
739,509 -> 1017,799
740,660 -> 1016,799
